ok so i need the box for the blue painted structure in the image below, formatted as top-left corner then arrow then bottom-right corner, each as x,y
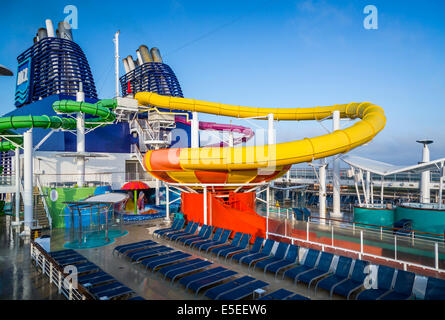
15,37 -> 97,107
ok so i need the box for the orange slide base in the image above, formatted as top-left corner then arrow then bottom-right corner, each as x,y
181,192 -> 266,243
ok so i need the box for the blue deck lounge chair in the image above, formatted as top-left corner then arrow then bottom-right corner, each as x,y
204,276 -> 256,300
283,248 -> 320,283
80,274 -> 115,288
177,224 -> 209,244
286,293 -> 311,300
49,249 -> 77,259
188,270 -> 238,295
114,241 -> 157,256
230,236 -> 264,263
356,265 -> 395,300
296,252 -> 334,289
265,244 -> 299,278
258,288 -> 294,300
210,232 -> 242,256
254,242 -> 289,271
179,266 -> 228,289
153,219 -> 183,238
163,221 -> 194,239
89,282 -> 134,300
55,255 -> 88,267
140,251 -> 187,268
240,239 -> 275,268
113,240 -> 156,255
72,262 -> 101,275
166,222 -> 199,241
197,229 -> 232,253
144,252 -> 192,272
216,280 -> 269,300
52,253 -> 83,264
183,226 -> 214,247
191,228 -> 223,249
163,260 -> 213,283
128,246 -> 174,262
424,277 -> 445,300
158,258 -> 203,277
78,271 -> 110,285
331,259 -> 368,299
219,234 -> 252,260
379,270 -> 415,300
315,256 -> 352,295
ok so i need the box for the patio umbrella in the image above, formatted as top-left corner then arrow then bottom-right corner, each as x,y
121,181 -> 149,214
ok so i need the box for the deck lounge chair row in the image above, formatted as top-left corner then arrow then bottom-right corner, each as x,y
49,249 -> 143,300
115,237 -> 280,300
151,220 -> 445,300
219,233 -> 445,300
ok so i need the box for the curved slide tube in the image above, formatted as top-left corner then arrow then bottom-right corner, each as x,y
175,116 -> 254,147
136,92 -> 386,187
0,99 -> 117,152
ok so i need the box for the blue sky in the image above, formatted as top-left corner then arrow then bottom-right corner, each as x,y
1,0 -> 444,165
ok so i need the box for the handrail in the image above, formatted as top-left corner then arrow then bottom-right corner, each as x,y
308,215 -> 445,240
35,175 -> 52,229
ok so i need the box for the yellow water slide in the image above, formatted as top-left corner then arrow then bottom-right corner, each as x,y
135,92 -> 386,187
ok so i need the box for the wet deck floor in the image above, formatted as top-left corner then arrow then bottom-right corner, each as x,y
1,215 -> 341,300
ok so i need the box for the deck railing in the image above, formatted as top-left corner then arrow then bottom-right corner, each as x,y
263,207 -> 445,277
30,241 -> 93,300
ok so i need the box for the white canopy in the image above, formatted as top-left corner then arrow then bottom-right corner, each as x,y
342,155 -> 445,176
83,192 -> 128,203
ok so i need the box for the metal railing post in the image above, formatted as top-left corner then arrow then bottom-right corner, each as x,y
307,220 -> 310,241
435,242 -> 439,270
360,230 -> 363,255
395,235 -> 398,260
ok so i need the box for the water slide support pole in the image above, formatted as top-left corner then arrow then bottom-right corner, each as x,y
191,112 -> 199,148
381,175 -> 384,204
14,147 -> 20,225
267,113 -> 275,145
23,129 -> 33,235
203,186 -> 207,225
266,185 -> 270,239
366,171 -> 371,204
76,83 -> 85,187
351,167 -> 362,206
155,146 -> 160,206
267,114 -> 274,234
439,164 -> 444,210
319,160 -> 327,224
332,110 -> 341,217
113,31 -> 120,98
165,184 -> 170,221
420,143 -> 431,203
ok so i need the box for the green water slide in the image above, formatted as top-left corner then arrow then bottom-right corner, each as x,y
0,99 -> 117,152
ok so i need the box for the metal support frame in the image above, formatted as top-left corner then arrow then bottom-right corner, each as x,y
332,110 -> 341,217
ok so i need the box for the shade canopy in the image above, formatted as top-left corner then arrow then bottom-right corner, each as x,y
342,155 -> 445,176
121,181 -> 149,190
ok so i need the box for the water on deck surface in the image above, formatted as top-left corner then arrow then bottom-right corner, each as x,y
1,215 -> 342,300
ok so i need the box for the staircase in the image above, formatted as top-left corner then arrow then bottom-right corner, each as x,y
17,187 -> 50,230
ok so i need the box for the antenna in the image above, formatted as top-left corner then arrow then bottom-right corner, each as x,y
113,31 -> 120,98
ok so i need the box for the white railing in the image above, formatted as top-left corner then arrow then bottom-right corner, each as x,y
30,242 -> 92,300
401,202 -> 445,210
35,175 -> 52,228
265,212 -> 445,276
35,172 -> 115,188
